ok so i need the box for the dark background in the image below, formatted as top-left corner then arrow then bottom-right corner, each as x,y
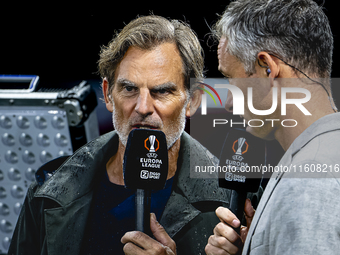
0,2 -> 229,86
1,1 -> 339,84
1,0 -> 339,137
0,1 -> 337,178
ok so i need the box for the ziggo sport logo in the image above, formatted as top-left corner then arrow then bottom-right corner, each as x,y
198,83 -> 311,128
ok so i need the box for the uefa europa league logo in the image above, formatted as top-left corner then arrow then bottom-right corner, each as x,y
144,135 -> 159,158
148,135 -> 156,152
235,137 -> 246,155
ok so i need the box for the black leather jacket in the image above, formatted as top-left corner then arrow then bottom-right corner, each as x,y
8,131 -> 257,255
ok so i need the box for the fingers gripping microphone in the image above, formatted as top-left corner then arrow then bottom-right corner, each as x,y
123,129 -> 168,236
218,128 -> 265,233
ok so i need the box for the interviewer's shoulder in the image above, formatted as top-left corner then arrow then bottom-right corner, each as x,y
292,129 -> 340,166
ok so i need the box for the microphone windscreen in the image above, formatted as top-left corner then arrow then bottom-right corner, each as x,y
218,128 -> 265,193
123,129 -> 168,190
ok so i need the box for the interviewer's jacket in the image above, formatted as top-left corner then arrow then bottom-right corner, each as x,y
9,131 -> 254,255
242,113 -> 340,255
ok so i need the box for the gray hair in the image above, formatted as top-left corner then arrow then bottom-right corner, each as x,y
213,0 -> 333,78
98,15 -> 204,94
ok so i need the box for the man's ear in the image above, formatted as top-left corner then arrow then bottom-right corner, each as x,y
102,78 -> 113,113
257,52 -> 280,82
185,86 -> 203,117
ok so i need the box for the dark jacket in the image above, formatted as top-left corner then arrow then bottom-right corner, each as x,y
8,131 -> 255,255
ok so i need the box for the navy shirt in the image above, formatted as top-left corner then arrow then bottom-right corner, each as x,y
81,170 -> 174,254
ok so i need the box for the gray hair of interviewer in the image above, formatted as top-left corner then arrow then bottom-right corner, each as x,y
212,0 -> 333,78
98,15 -> 204,95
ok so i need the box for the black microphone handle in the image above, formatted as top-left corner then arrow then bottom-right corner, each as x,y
135,189 -> 152,236
229,189 -> 247,234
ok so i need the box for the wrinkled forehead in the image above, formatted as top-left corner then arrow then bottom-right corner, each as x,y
114,43 -> 186,90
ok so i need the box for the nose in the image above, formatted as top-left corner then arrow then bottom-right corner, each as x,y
225,90 -> 234,113
135,89 -> 154,117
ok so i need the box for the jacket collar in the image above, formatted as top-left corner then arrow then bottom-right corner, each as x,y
289,112 -> 340,158
160,132 -> 230,237
174,131 -> 229,204
34,131 -> 118,206
35,130 -> 227,206
268,112 -> 340,181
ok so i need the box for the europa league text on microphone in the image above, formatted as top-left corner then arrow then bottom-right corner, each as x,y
123,129 -> 168,235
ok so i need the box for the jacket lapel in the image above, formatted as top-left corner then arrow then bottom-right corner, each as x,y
242,147 -> 292,255
161,132 -> 230,237
34,131 -> 117,207
242,175 -> 281,255
44,191 -> 93,255
160,191 -> 201,238
35,132 -> 119,255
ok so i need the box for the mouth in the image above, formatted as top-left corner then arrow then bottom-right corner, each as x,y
132,123 -> 159,130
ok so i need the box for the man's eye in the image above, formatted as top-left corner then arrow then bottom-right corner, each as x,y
124,86 -> 135,92
157,88 -> 168,94
152,88 -> 172,95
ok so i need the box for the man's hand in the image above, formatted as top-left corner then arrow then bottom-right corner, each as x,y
205,198 -> 255,255
121,213 -> 176,255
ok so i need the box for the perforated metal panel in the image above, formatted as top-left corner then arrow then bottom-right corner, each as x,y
0,107 -> 73,252
0,78 -> 99,254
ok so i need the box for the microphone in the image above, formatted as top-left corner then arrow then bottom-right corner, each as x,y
123,129 -> 168,236
218,128 -> 265,233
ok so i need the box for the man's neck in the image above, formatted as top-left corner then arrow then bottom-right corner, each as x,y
106,137 -> 181,186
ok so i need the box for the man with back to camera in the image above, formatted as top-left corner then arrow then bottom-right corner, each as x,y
8,15 -> 235,255
205,0 -> 340,254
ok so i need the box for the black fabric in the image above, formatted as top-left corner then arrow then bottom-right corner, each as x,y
8,131 -> 253,255
81,170 -> 174,255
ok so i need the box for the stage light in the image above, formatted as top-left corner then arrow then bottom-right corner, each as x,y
0,75 -> 99,253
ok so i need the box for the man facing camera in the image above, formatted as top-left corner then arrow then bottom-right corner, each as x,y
206,0 -> 340,255
9,15 -> 231,255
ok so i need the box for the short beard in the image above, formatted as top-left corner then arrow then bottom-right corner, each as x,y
111,104 -> 129,147
111,100 -> 188,150
164,105 -> 187,149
